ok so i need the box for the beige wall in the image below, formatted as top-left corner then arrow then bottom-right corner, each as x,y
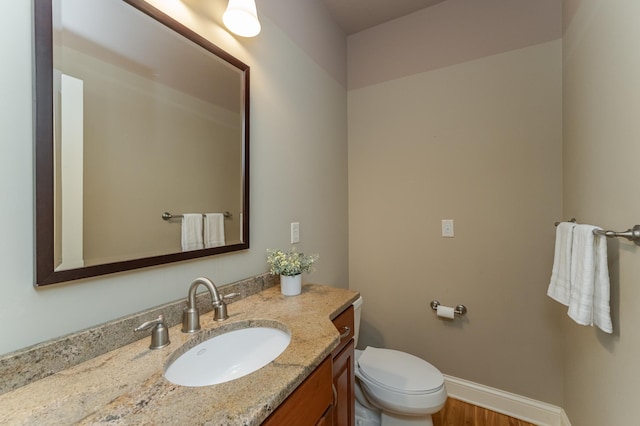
562,0 -> 640,424
0,0 -> 347,355
348,1 -> 564,405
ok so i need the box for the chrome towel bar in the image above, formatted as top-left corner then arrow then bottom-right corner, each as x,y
554,219 -> 640,246
554,218 -> 576,226
162,211 -> 232,220
593,226 -> 640,245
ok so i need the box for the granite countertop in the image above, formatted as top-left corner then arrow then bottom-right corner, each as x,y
0,284 -> 359,425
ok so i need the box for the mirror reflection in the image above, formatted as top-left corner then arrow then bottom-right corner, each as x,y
35,0 -> 250,285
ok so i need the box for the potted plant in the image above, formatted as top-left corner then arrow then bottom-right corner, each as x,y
267,247 -> 319,296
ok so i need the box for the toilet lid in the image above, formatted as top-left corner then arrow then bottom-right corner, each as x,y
357,347 -> 444,395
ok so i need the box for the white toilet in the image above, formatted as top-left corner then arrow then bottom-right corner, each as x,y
352,296 -> 447,426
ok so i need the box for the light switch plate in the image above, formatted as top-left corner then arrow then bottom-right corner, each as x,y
291,222 -> 300,244
442,219 -> 454,237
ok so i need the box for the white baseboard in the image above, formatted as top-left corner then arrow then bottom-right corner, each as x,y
443,375 -> 571,426
559,409 -> 572,426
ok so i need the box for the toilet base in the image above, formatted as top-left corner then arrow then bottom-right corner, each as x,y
355,399 -> 433,426
381,412 -> 434,426
355,399 -> 381,426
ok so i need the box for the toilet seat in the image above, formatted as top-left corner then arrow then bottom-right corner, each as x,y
357,347 -> 444,394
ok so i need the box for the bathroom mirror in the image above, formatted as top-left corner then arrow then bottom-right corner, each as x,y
34,0 -> 250,286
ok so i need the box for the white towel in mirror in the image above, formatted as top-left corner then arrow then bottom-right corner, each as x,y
567,224 -> 612,333
592,232 -> 613,333
204,213 -> 225,248
181,214 -> 203,251
547,221 -> 576,305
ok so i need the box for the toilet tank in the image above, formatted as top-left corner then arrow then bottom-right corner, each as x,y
352,296 -> 363,347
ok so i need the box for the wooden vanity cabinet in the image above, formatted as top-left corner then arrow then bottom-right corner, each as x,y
262,304 -> 355,426
331,305 -> 355,426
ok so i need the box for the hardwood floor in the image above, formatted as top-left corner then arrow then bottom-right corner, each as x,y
432,398 -> 537,426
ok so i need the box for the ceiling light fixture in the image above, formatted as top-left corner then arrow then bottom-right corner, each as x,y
223,0 -> 261,38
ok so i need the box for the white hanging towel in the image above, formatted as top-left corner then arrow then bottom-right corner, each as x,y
204,213 -> 225,248
567,224 -> 613,333
547,221 -> 576,305
593,230 -> 613,333
181,214 -> 203,251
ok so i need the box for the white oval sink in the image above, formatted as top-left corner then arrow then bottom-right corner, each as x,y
164,326 -> 290,387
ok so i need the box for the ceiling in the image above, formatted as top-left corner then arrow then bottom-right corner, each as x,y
321,0 -> 448,35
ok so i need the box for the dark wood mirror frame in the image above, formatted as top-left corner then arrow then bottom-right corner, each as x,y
34,0 -> 250,286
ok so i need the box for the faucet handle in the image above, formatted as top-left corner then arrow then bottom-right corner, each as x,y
223,292 -> 240,301
135,315 -> 170,349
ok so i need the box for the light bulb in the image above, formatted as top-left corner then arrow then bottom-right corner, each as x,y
223,0 -> 261,38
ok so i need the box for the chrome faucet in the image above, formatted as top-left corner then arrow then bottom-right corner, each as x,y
182,277 -> 230,333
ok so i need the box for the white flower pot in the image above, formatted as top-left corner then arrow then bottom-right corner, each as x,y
280,274 -> 302,296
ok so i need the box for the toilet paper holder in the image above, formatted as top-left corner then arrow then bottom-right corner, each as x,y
430,300 -> 467,316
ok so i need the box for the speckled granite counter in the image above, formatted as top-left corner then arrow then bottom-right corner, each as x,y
0,284 -> 359,425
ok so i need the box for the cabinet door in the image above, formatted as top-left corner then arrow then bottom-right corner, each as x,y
262,356 -> 333,426
316,406 -> 333,426
332,339 -> 355,426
